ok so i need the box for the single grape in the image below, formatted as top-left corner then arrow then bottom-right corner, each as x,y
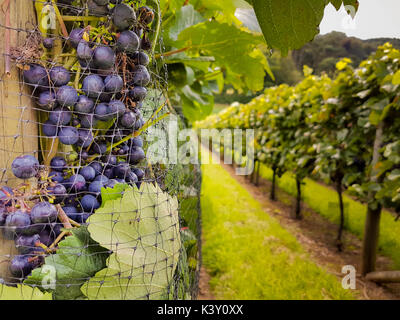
89,162 -> 103,175
58,126 -> 79,145
37,91 -> 57,110
113,162 -> 130,179
5,210 -> 31,237
132,65 -> 151,86
38,228 -> 54,247
23,64 -> 48,88
47,183 -> 67,204
77,40 -> 93,61
132,168 -> 145,181
82,74 -> 104,99
75,95 -> 95,114
50,156 -> 67,172
90,141 -> 108,155
48,222 -> 62,238
43,120 -> 58,137
68,28 -> 84,48
102,154 -> 117,167
88,180 -> 104,195
79,165 -> 96,181
50,66 -> 71,87
43,37 -> 54,49
94,103 -> 113,121
104,75 -> 123,93
93,46 -> 115,70
77,129 -> 94,148
66,174 -> 87,193
11,155 -> 39,179
131,51 -> 149,66
62,206 -> 80,221
116,30 -> 140,54
129,86 -> 147,102
94,174 -> 109,185
80,113 -> 99,129
31,202 -> 58,224
128,146 -> 145,165
112,3 -> 136,30
88,0 -> 109,16
106,179 -> 119,188
49,171 -> 65,183
15,234 -> 40,254
49,107 -> 72,126
56,85 -> 78,107
103,168 -> 115,179
130,136 -> 143,148
9,255 -> 34,278
108,100 -> 126,118
119,111 -> 136,128
81,194 -> 100,212
126,170 -> 138,183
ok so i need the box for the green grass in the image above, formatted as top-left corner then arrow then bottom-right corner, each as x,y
201,159 -> 354,300
259,164 -> 400,269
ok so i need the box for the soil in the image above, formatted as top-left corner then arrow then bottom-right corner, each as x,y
198,162 -> 400,300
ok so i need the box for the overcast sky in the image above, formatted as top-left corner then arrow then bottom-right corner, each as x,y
320,0 -> 400,39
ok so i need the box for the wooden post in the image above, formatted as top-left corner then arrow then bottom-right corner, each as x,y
361,122 -> 384,276
0,0 -> 37,282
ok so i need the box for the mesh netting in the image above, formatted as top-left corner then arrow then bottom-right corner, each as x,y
0,0 -> 201,300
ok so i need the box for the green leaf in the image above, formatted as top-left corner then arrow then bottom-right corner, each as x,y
169,4 -> 205,42
178,21 -> 267,91
0,284 -> 52,300
251,0 -> 358,54
100,183 -> 129,203
82,183 -> 181,300
388,170 -> 400,181
393,70 -> 400,85
25,227 -> 109,300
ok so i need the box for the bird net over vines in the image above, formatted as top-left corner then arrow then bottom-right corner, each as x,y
0,0 -> 201,300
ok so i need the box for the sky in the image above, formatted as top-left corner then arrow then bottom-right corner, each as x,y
320,0 -> 400,39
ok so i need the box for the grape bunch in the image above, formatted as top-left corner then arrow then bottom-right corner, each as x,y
3,1 -> 155,282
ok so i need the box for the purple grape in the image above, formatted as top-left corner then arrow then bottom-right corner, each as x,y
128,146 -> 145,165
5,211 -> 31,236
126,170 -> 138,183
132,65 -> 150,86
138,6 -> 154,25
43,38 -> 54,49
82,74 -> 104,99
88,180 -> 104,195
81,194 -> 100,212
133,168 -> 145,181
50,66 -> 71,87
15,234 -> 40,254
49,107 -> 72,126
80,113 -> 98,128
37,91 -> 57,110
94,174 -> 109,185
50,156 -> 67,171
103,168 -> 115,179
49,171 -> 65,183
94,103 -> 113,121
106,179 -> 119,188
69,28 -> 84,48
75,95 -> 95,114
38,228 -> 54,247
31,202 -> 58,224
90,141 -> 108,155
56,85 -> 78,107
77,40 -> 93,61
102,154 -> 117,167
116,30 -> 140,54
129,86 -> 147,102
112,3 -> 136,30
58,126 -> 79,145
9,255 -> 34,278
130,136 -> 143,148
62,206 -> 80,221
108,100 -> 126,118
47,183 -> 67,204
66,174 -> 87,193
113,162 -> 130,179
79,165 -> 96,181
93,46 -> 115,70
131,51 -> 149,66
11,155 -> 39,179
119,111 -> 136,128
104,75 -> 123,93
43,120 -> 58,137
23,64 -> 48,88
77,129 -> 94,148
89,162 -> 103,175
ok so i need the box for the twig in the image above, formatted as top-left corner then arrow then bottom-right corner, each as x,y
56,204 -> 73,229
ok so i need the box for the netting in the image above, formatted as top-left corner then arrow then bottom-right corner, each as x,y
0,0 -> 201,300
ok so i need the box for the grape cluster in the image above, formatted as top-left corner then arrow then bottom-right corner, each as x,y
2,1 -> 155,282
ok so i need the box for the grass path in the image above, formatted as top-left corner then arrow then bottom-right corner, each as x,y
201,158 -> 354,300
258,165 -> 400,269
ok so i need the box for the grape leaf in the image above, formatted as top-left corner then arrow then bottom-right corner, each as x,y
168,4 -> 205,42
81,183 -> 181,300
178,21 -> 268,91
0,284 -> 52,300
24,227 -> 109,300
251,0 -> 359,55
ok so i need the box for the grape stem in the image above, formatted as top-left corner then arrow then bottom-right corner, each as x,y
56,204 -> 73,230
61,16 -> 107,22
